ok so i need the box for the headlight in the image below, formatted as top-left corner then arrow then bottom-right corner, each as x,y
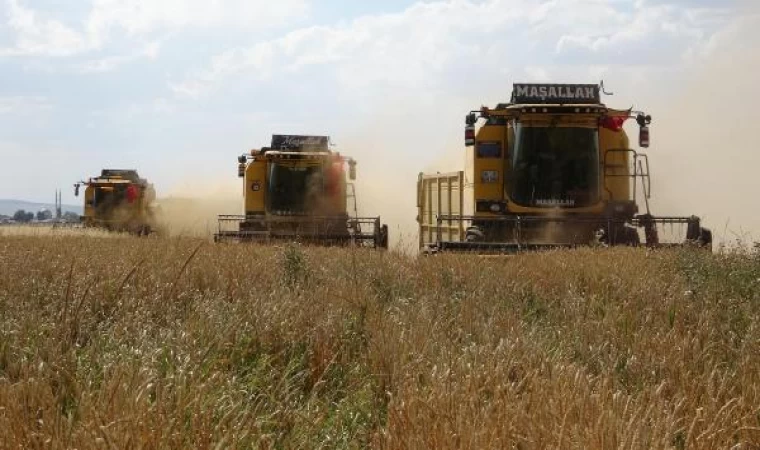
481,170 -> 498,183
476,200 -> 507,213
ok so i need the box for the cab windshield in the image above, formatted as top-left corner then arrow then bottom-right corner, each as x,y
93,186 -> 125,210
509,124 -> 600,208
267,163 -> 324,213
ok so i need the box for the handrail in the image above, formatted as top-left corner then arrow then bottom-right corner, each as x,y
603,148 -> 652,208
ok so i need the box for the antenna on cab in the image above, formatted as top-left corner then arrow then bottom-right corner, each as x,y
600,80 -> 614,96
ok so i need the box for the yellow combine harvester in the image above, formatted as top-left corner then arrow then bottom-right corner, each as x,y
74,169 -> 157,235
418,83 -> 712,253
215,134 -> 388,248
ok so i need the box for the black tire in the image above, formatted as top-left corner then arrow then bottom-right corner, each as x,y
698,227 -> 712,250
378,224 -> 389,249
620,226 -> 640,246
465,227 -> 485,242
603,225 -> 640,246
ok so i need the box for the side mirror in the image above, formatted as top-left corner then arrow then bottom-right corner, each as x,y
636,114 -> 652,148
238,163 -> 245,178
465,124 -> 475,147
348,160 -> 357,180
74,183 -> 80,197
639,125 -> 650,148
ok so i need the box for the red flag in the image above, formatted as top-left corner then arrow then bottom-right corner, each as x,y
126,185 -> 139,203
326,162 -> 343,195
601,116 -> 628,131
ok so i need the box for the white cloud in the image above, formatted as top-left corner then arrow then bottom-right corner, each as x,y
168,0 -> 523,96
1,0 -> 91,56
554,3 -> 724,55
1,0 -> 309,58
169,42 -> 276,97
171,0 -> 733,98
89,96 -> 177,122
0,96 -> 53,114
524,66 -> 551,82
77,41 -> 160,73
87,0 -> 309,37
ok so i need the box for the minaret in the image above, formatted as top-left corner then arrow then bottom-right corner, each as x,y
55,190 -> 62,219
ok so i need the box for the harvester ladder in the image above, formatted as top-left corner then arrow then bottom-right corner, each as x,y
604,149 -> 652,214
346,183 -> 363,236
637,158 -> 651,215
347,183 -> 359,219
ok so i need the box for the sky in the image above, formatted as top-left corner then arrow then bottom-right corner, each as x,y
1,0 -> 758,243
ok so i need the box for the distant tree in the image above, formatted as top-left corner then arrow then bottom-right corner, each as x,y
13,210 -> 31,222
62,211 -> 80,223
37,210 -> 53,221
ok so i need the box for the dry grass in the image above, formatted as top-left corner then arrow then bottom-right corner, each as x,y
0,235 -> 758,449
0,225 -> 116,239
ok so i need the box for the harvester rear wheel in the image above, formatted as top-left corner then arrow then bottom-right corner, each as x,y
378,225 -> 389,249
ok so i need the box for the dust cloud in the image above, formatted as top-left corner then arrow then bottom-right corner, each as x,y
154,179 -> 240,238
647,13 -> 760,246
351,177 -> 418,252
338,98 -> 468,252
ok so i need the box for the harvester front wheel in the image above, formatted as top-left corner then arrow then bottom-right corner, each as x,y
132,224 -> 151,236
597,225 -> 639,246
694,227 -> 712,250
686,217 -> 713,250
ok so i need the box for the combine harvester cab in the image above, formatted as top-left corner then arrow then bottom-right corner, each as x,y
215,135 -> 389,249
74,169 -> 157,235
417,83 -> 712,254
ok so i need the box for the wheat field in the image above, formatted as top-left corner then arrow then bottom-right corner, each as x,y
0,233 -> 758,449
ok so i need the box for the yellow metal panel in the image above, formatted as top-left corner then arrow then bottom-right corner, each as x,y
244,159 -> 266,214
472,125 -> 506,205
600,127 -> 631,202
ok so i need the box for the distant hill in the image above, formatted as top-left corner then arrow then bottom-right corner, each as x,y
0,199 -> 82,217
